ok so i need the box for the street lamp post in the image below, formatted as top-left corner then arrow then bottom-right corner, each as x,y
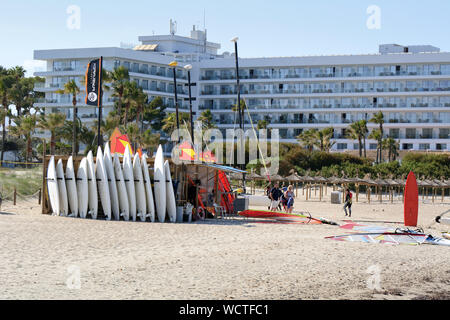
231,37 -> 243,130
231,36 -> 246,193
184,64 -> 195,146
169,61 -> 180,142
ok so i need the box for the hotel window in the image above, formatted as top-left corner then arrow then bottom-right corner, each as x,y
419,144 -> 431,150
440,97 -> 450,107
406,129 -> 417,139
439,129 -> 450,139
123,61 -> 130,70
114,60 -> 121,69
440,65 -> 450,75
140,64 -> 149,74
403,144 -> 413,150
337,143 -> 348,150
141,80 -> 148,90
440,80 -> 450,91
436,144 -> 447,151
407,65 -> 418,75
421,128 -> 433,139
389,129 -> 400,139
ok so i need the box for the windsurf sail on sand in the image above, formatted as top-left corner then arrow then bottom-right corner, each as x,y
326,233 -> 428,246
239,210 -> 337,225
340,223 -> 395,234
425,235 -> 450,247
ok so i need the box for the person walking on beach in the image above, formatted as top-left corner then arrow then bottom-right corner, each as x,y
269,183 -> 283,211
265,184 -> 272,210
343,189 -> 353,217
285,185 -> 295,213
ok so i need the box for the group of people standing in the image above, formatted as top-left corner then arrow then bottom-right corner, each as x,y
265,183 -> 354,217
266,183 -> 295,213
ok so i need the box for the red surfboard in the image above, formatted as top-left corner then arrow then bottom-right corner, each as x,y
404,172 -> 419,227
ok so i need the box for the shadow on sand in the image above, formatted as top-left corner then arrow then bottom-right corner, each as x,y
0,211 -> 15,216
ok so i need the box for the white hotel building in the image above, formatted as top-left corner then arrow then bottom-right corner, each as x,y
34,27 -> 450,152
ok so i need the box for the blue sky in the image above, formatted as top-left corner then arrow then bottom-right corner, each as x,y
1,0 -> 449,75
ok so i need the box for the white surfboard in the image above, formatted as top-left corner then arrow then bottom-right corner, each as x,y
113,154 -> 130,221
133,154 -> 147,222
86,151 -> 98,220
96,147 -> 112,221
65,156 -> 78,218
104,143 -> 120,221
77,158 -> 89,219
154,145 -> 166,223
123,147 -> 136,222
164,160 -> 177,223
47,156 -> 60,216
141,153 -> 155,222
56,159 -> 69,217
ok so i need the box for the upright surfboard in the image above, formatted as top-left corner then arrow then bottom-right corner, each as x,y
133,154 -> 147,222
142,153 -> 156,222
77,158 -> 89,219
47,156 -> 60,216
123,147 -> 137,222
65,156 -> 78,218
104,143 -> 120,221
56,159 -> 69,217
164,160 -> 177,223
113,154 -> 129,221
86,151 -> 98,220
154,145 -> 166,223
404,172 -> 419,227
96,147 -> 112,221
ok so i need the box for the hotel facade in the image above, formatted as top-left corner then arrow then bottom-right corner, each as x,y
34,27 -> 450,152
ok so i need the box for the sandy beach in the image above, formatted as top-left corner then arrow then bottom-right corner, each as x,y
0,192 -> 449,300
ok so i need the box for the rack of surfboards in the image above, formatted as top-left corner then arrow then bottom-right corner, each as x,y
46,144 -> 179,223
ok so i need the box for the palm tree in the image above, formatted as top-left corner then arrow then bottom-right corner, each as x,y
143,96 -> 166,132
162,112 -> 190,135
122,81 -> 140,126
38,113 -> 66,155
0,71 -> 14,163
315,127 -> 335,152
347,121 -> 366,157
198,110 -> 217,130
9,77 -> 38,117
297,129 -> 318,152
9,115 -> 37,165
257,120 -> 269,130
57,80 -> 80,157
370,112 -> 385,163
92,113 -> 121,143
139,130 -> 160,156
369,129 -> 382,163
383,138 -> 400,162
126,123 -> 141,151
132,87 -> 148,132
109,66 -> 130,118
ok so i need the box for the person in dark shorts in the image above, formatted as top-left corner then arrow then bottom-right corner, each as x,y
343,189 -> 353,217
269,183 -> 283,211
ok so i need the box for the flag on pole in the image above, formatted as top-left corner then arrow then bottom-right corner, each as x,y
85,58 -> 102,107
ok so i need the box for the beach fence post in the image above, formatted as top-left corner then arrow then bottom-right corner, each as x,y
13,187 -> 16,206
38,188 -> 41,205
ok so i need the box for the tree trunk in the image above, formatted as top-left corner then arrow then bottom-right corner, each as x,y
50,132 -> 55,155
124,104 -> 129,126
72,102 -> 78,157
358,137 -> 363,157
363,135 -> 367,158
27,136 -> 32,169
1,97 -> 7,163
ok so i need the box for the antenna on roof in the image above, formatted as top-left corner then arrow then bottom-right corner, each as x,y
170,19 -> 177,35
